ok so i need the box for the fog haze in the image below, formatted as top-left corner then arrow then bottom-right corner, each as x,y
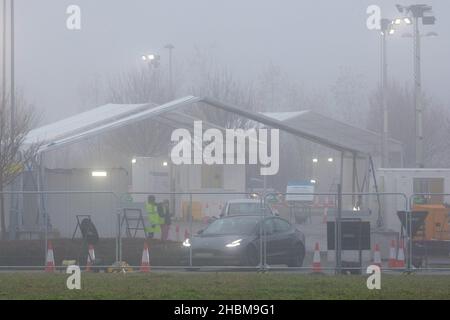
14,0 -> 450,122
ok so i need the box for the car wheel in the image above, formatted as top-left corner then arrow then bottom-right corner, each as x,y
288,243 -> 305,267
243,245 -> 260,267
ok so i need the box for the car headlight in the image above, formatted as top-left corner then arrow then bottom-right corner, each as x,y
226,239 -> 242,248
182,238 -> 191,247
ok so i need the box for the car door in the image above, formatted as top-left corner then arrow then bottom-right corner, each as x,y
263,218 -> 288,263
262,218 -> 276,261
272,218 -> 295,257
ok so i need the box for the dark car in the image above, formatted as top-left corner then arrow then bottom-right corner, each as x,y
219,199 -> 276,218
182,215 -> 305,267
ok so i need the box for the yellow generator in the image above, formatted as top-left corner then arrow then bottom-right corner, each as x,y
413,204 -> 450,241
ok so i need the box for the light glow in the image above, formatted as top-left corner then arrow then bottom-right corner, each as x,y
92,171 -> 107,177
226,239 -> 242,248
182,239 -> 191,247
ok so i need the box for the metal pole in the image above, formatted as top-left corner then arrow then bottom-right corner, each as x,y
381,31 -> 389,168
2,0 -> 6,111
164,44 -> 174,100
9,0 -> 14,134
116,211 -> 120,263
413,16 -> 424,168
335,152 -> 344,274
189,193 -> 192,267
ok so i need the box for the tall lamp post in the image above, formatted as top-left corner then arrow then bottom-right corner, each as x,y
379,19 -> 396,168
164,44 -> 175,100
10,0 -> 14,135
396,4 -> 437,168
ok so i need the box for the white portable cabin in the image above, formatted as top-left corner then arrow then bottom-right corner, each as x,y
377,168 -> 450,232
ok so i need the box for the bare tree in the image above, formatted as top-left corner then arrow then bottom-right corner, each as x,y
0,93 -> 40,239
186,48 -> 258,129
367,82 -> 450,168
331,66 -> 369,126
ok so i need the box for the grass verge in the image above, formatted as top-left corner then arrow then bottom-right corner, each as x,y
0,272 -> 449,300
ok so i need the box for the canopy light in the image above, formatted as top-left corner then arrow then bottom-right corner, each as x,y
92,171 -> 107,177
310,179 -> 317,184
162,161 -> 168,167
226,239 -> 242,248
328,158 -> 334,163
312,158 -> 318,163
131,158 -> 137,164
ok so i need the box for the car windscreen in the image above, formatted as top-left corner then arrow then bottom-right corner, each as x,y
203,216 -> 260,235
228,203 -> 265,215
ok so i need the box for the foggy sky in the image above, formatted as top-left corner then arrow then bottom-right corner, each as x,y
14,0 -> 450,123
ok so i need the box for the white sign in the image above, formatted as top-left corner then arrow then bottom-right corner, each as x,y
286,182 -> 315,202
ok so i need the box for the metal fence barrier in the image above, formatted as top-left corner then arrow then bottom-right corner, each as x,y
2,190 -> 450,273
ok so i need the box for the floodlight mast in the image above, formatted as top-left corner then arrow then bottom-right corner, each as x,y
379,18 -> 395,168
396,4 -> 436,168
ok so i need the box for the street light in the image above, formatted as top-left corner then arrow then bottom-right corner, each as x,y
378,18 -> 396,167
141,53 -> 160,68
395,3 -> 437,168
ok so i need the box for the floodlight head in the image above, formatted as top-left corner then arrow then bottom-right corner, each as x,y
404,17 -> 412,25
380,18 -> 393,31
422,15 -> 436,25
409,4 -> 432,18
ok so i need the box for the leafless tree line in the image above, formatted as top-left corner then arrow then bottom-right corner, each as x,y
0,92 -> 39,239
76,50 -> 450,182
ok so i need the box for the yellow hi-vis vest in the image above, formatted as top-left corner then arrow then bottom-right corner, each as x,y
145,203 -> 163,234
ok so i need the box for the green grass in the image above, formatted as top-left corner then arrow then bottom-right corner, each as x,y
0,272 -> 449,300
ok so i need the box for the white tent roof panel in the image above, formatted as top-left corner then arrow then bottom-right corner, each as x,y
25,102 -> 152,145
25,95 -> 401,157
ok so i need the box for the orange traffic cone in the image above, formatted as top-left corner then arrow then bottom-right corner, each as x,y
373,244 -> 382,268
312,242 -> 322,273
140,241 -> 151,273
45,241 -> 55,273
86,244 -> 95,272
396,240 -> 405,268
388,240 -> 397,268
